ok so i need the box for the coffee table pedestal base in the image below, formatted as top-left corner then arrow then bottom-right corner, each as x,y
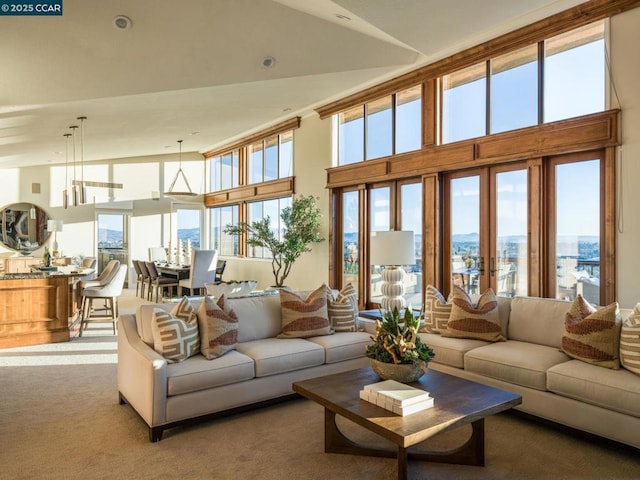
324,409 -> 485,480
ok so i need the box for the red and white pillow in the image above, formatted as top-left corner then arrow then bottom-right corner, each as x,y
441,287 -> 505,342
197,295 -> 239,359
278,284 -> 333,338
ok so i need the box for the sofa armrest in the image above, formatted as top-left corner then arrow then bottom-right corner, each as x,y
117,313 -> 168,428
358,316 -> 377,335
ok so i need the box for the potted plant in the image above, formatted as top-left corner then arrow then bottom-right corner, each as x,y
366,306 -> 435,383
223,195 -> 324,287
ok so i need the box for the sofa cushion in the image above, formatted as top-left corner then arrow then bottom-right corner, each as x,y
150,308 -> 200,363
197,295 -> 239,360
166,350 -> 255,396
547,360 -> 640,418
136,303 -> 173,347
306,332 -> 371,363
235,338 -> 325,377
441,287 -> 505,342
464,340 -> 571,391
328,283 -> 358,332
419,332 -> 488,369
508,296 -> 571,348
420,285 -> 451,333
228,293 -> 283,343
620,304 -> 640,375
561,296 -> 621,369
278,284 -> 333,338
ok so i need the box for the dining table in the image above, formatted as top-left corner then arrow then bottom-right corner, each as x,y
156,263 -> 191,280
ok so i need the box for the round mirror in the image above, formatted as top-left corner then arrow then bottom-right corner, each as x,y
0,203 -> 51,254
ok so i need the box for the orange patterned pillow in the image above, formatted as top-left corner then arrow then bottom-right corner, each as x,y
562,295 -> 620,369
278,284 -> 333,338
197,295 -> 239,359
441,287 -> 505,342
420,285 -> 452,333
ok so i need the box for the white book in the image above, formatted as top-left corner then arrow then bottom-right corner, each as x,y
391,397 -> 435,416
363,379 -> 431,407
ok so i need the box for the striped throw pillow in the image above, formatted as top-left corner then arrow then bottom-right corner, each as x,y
620,304 -> 640,375
420,285 -> 452,333
197,295 -> 239,359
151,308 -> 200,363
328,283 -> 358,332
562,295 -> 621,369
171,295 -> 197,322
278,284 -> 333,338
441,287 -> 505,342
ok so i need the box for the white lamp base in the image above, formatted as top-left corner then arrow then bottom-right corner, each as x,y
380,266 -> 406,312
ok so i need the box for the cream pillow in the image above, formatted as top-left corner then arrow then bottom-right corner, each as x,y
278,284 -> 333,338
441,287 -> 505,342
562,295 -> 620,369
420,285 -> 452,333
328,283 -> 358,332
151,308 -> 200,363
197,295 -> 239,360
620,304 -> 640,375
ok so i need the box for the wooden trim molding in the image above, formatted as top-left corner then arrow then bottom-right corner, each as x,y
315,0 -> 640,119
203,117 -> 301,158
204,177 -> 294,207
326,110 -> 618,189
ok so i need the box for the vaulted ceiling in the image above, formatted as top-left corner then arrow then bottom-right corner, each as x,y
0,0 -> 586,168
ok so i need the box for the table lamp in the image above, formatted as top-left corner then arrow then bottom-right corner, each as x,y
47,220 -> 63,257
370,230 -> 416,312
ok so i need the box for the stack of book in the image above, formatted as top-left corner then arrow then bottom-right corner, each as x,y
359,379 -> 434,416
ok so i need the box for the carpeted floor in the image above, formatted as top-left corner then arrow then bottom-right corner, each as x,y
0,288 -> 638,479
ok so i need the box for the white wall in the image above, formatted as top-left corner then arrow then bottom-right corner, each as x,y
612,7 -> 640,307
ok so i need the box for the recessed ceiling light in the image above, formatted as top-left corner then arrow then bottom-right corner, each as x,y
189,131 -> 200,136
282,108 -> 291,112
335,14 -> 351,21
262,56 -> 276,69
113,15 -> 133,30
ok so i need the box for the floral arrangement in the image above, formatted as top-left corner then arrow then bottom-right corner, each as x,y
365,306 -> 435,369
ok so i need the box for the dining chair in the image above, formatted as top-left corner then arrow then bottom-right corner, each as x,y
79,264 -> 128,336
137,260 -> 152,299
145,261 -> 179,302
178,249 -> 218,296
214,259 -> 227,283
132,260 -> 145,298
148,247 -> 167,263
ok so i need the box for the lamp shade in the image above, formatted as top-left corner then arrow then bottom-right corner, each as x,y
370,231 -> 416,266
47,220 -> 63,232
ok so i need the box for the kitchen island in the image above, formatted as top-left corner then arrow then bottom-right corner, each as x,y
0,266 -> 94,348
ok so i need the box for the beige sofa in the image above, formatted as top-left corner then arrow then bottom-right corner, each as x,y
412,296 -> 640,449
117,293 -> 372,441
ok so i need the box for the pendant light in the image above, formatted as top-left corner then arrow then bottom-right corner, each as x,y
70,125 -> 79,206
77,116 -> 87,204
164,140 -> 197,200
63,133 -> 71,209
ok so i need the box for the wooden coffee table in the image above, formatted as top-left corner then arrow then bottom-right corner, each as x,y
292,368 -> 522,480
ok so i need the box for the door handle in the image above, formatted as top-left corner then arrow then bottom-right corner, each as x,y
490,257 -> 496,276
478,256 -> 485,275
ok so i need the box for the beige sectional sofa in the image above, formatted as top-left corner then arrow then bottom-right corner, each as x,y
117,293 -> 372,441
413,295 -> 640,449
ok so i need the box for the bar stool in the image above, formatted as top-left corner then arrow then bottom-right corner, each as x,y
79,264 -> 128,336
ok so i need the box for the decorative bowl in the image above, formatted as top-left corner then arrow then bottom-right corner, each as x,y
370,359 -> 426,383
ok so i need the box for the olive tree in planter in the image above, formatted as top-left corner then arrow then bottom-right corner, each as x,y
223,195 -> 324,287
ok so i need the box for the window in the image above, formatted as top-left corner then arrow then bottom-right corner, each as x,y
544,22 -> 605,122
211,205 -> 239,256
248,132 -> 294,184
491,45 -> 538,134
211,150 -> 240,191
247,197 -> 292,259
337,86 -> 423,165
442,62 -> 486,143
341,190 -> 359,296
97,213 -> 127,249
176,208 -> 201,249
442,20 -> 606,143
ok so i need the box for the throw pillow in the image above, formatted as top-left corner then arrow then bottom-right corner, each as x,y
420,285 -> 452,333
151,308 -> 200,363
328,283 -> 358,332
620,304 -> 640,375
197,295 -> 239,360
171,295 -> 197,322
441,287 -> 505,342
561,295 -> 620,369
278,284 -> 333,338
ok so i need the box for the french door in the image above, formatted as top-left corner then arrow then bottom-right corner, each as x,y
443,162 -> 529,298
